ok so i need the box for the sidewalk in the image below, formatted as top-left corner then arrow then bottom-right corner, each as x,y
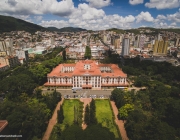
42,98 -> 64,140
110,101 -> 129,140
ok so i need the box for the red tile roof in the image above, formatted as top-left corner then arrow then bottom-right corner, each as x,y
0,120 -> 8,132
47,60 -> 127,78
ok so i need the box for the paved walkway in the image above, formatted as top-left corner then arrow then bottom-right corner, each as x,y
110,101 -> 129,140
80,98 -> 92,130
42,98 -> 64,140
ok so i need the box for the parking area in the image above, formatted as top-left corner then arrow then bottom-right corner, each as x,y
42,89 -> 112,99
63,94 -> 110,99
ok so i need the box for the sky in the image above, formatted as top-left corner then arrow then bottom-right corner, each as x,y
0,0 -> 180,30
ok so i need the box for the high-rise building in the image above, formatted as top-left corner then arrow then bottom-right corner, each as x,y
0,56 -> 20,68
111,36 -> 115,45
153,38 -> 168,55
114,39 -> 120,49
103,35 -> 107,43
138,35 -> 146,48
153,40 -> 159,54
158,33 -> 162,41
16,50 -> 29,62
176,38 -> 180,47
122,36 -> 130,56
120,35 -> 123,43
50,37 -> 55,45
0,39 -> 13,56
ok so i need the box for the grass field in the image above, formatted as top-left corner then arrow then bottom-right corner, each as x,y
50,99 -> 83,140
61,99 -> 83,129
95,99 -> 119,138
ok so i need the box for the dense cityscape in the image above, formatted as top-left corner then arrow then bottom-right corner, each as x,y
0,28 -> 180,71
0,0 -> 180,140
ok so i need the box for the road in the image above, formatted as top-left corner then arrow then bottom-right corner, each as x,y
42,89 -> 113,98
42,87 -> 145,98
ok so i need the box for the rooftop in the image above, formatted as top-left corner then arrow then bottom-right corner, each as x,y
0,120 -> 8,132
48,60 -> 127,77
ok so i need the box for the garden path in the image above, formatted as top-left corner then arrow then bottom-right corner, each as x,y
80,98 -> 92,130
110,101 -> 129,140
42,98 -> 64,140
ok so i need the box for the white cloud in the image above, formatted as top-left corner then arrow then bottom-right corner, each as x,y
67,3 -> 136,30
86,0 -> 112,8
159,22 -> 168,27
170,22 -> 177,26
0,0 -> 75,16
129,0 -> 144,5
40,3 -> 136,30
153,21 -> 178,28
69,3 -> 105,20
34,16 -> 43,21
40,20 -> 69,29
136,11 -> 154,23
156,15 -> 166,20
153,14 -> 179,28
1,0 -> 179,30
167,9 -> 180,22
13,15 -> 30,21
145,0 -> 180,9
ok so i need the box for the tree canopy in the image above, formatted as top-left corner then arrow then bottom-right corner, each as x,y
84,46 -> 91,59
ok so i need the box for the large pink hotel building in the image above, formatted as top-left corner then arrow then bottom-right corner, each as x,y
44,60 -> 128,90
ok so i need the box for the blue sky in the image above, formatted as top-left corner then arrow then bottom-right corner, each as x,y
0,0 -> 180,30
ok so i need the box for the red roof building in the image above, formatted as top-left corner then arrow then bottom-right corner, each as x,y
0,120 -> 8,133
44,60 -> 128,89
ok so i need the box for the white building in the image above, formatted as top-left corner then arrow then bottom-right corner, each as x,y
0,39 -> 13,56
16,50 -> 29,62
122,37 -> 130,56
138,35 -> 146,48
44,60 -> 128,90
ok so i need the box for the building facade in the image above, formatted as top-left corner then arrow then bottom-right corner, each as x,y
16,50 -> 29,62
153,39 -> 168,55
0,39 -> 13,56
44,60 -> 128,89
0,64 -> 9,71
138,35 -> 146,48
122,37 -> 130,56
0,56 -> 20,68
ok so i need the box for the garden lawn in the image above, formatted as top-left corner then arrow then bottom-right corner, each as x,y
95,99 -> 119,138
50,99 -> 83,140
61,99 -> 82,130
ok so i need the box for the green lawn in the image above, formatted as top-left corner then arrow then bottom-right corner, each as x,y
50,99 -> 83,140
95,99 -> 119,138
61,99 -> 83,129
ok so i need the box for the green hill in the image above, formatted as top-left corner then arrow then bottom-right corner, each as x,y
0,15 -> 86,33
59,27 -> 86,32
0,15 -> 46,33
47,27 -> 86,32
107,28 -> 125,34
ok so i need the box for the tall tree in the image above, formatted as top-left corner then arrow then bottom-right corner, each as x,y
62,50 -> 66,61
84,46 -> 91,59
111,88 -> 125,108
57,105 -> 64,124
89,99 -> 97,124
84,104 -> 90,125
118,104 -> 134,120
